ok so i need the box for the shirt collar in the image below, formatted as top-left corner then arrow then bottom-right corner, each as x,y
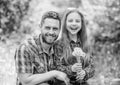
66,34 -> 81,44
37,34 -> 54,55
70,37 -> 81,44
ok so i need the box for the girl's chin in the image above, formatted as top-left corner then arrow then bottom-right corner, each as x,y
70,32 -> 78,35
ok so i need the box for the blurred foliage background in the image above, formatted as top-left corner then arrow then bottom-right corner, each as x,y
0,0 -> 120,85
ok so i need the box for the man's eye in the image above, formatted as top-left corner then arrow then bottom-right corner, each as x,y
53,27 -> 58,31
45,26 -> 50,30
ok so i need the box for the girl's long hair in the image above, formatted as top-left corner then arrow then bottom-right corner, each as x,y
59,8 -> 88,52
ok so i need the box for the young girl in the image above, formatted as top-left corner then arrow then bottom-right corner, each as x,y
55,8 -> 95,85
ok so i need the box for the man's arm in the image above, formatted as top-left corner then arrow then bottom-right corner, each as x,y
18,71 -> 56,85
15,44 -> 69,85
15,44 -> 55,85
18,70 -> 69,85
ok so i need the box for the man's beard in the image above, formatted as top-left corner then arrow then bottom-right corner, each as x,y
42,34 -> 57,45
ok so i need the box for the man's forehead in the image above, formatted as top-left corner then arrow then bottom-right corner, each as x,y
44,18 -> 60,26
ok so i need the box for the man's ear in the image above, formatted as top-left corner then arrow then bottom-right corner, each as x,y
39,24 -> 42,28
39,23 -> 43,31
40,27 -> 42,32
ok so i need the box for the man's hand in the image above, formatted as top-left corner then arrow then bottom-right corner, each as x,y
76,70 -> 86,81
53,70 -> 70,85
72,47 -> 86,57
71,63 -> 82,72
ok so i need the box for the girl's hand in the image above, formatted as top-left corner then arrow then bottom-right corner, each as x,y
76,70 -> 86,81
71,63 -> 82,72
72,47 -> 86,57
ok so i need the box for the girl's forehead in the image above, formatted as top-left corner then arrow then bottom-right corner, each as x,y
66,11 -> 81,18
67,11 -> 80,16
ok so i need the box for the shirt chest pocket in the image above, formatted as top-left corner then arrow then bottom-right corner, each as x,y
32,54 -> 46,74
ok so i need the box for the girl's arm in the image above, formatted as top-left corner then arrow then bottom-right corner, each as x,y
56,57 -> 73,77
82,54 -> 95,81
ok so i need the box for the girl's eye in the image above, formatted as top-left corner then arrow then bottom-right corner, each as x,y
68,19 -> 73,22
76,19 -> 81,23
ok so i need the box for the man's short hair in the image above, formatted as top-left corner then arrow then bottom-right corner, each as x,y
40,11 -> 61,28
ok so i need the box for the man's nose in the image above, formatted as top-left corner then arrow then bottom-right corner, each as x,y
49,28 -> 54,34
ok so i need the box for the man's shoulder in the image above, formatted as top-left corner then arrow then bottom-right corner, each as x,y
54,39 -> 65,48
15,35 -> 40,59
18,35 -> 40,52
54,35 -> 69,48
23,35 -> 39,46
53,39 -> 66,57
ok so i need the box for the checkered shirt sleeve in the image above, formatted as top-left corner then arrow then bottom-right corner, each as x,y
83,55 -> 95,81
15,44 -> 32,73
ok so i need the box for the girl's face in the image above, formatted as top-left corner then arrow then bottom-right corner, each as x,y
66,12 -> 82,35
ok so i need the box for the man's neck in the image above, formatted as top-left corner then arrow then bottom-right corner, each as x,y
40,37 -> 51,54
68,33 -> 77,42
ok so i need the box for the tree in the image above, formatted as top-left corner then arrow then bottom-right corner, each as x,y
92,0 -> 120,78
0,0 -> 31,36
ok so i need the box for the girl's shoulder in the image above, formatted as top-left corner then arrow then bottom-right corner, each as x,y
54,38 -> 65,49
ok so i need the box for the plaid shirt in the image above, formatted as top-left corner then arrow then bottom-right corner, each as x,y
15,34 -> 58,77
54,35 -> 95,84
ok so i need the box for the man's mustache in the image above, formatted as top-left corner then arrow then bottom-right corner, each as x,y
45,33 -> 57,37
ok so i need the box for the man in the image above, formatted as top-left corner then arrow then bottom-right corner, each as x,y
15,11 -> 70,85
